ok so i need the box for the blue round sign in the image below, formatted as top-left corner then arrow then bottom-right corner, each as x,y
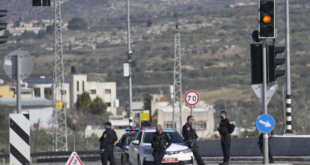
256,114 -> 275,133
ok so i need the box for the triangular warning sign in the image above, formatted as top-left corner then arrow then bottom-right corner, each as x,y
66,152 -> 84,165
251,84 -> 278,105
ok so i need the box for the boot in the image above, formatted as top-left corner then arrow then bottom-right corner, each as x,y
222,162 -> 229,165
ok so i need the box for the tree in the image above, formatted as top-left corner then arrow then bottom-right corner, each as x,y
146,20 -> 153,27
37,29 -> 46,39
88,96 -> 107,114
174,12 -> 179,20
67,17 -> 88,30
46,25 -> 54,34
76,91 -> 92,111
3,30 -> 12,37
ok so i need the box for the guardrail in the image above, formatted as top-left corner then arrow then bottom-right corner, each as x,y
1,136 -> 310,162
197,136 -> 310,157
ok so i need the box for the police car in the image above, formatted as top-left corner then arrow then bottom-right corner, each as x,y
129,127 -> 194,165
114,127 -> 139,165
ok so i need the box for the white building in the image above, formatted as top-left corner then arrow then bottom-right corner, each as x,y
151,96 -> 215,139
24,72 -> 118,115
0,97 -> 53,128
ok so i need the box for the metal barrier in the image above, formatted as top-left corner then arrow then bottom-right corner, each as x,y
1,136 -> 310,162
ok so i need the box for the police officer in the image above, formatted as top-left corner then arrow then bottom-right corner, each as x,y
258,111 -> 274,163
99,121 -> 118,165
182,116 -> 205,165
151,125 -> 171,165
217,111 -> 235,165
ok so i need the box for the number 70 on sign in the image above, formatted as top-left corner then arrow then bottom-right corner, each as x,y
185,90 -> 200,106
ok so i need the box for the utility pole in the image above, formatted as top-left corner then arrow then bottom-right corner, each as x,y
52,0 -> 68,151
285,0 -> 292,134
173,24 -> 182,130
126,0 -> 133,127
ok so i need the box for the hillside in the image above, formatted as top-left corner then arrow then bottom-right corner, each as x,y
0,0 -> 310,134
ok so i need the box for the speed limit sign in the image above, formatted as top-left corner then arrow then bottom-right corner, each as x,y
185,90 -> 199,106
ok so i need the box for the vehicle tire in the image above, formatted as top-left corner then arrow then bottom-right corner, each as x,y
121,154 -> 130,165
137,155 -> 142,165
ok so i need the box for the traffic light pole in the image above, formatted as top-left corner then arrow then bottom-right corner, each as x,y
262,39 -> 269,164
127,0 -> 133,127
285,0 -> 292,134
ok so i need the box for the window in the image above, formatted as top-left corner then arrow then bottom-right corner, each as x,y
90,89 -> 96,94
165,122 -> 174,129
61,90 -> 66,95
195,121 -> 206,130
82,81 -> 85,91
77,94 -> 80,100
143,132 -> 183,143
105,89 -> 111,94
134,132 -> 142,144
50,90 -> 52,95
77,81 -> 79,92
106,102 -> 111,107
125,135 -> 136,145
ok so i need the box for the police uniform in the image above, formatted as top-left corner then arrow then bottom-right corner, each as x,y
182,122 -> 205,165
100,126 -> 118,165
218,118 -> 234,165
151,131 -> 172,165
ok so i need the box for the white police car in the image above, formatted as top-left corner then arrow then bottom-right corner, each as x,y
129,127 -> 194,165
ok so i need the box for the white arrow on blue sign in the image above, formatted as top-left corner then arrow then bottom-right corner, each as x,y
256,114 -> 275,133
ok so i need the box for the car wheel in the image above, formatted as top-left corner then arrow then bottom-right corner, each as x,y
121,154 -> 130,165
137,155 -> 142,165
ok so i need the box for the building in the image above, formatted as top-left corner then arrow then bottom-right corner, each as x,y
24,71 -> 118,115
0,97 -> 53,128
151,96 -> 215,139
85,116 -> 129,139
0,85 -> 34,98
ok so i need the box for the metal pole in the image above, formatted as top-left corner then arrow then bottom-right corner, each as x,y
285,0 -> 292,134
140,112 -> 141,127
16,55 -> 21,114
73,133 -> 75,151
262,40 -> 268,164
190,106 -> 193,116
126,0 -> 133,127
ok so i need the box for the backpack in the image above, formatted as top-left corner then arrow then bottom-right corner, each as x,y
109,130 -> 118,143
229,123 -> 235,133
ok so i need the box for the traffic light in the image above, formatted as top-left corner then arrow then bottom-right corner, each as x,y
268,45 -> 285,83
0,10 -> 8,44
259,0 -> 275,39
33,0 -> 51,6
251,44 -> 263,84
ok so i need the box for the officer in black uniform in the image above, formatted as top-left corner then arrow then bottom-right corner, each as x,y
151,125 -> 172,165
182,116 -> 205,165
217,111 -> 234,165
99,121 -> 118,165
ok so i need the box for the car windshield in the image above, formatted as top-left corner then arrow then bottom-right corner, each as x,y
125,135 -> 136,145
142,132 -> 184,143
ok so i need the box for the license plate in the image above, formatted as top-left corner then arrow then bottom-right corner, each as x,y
162,158 -> 178,162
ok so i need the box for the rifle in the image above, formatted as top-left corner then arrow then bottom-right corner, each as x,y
150,137 -> 159,150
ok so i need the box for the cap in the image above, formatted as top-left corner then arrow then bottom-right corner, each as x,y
103,121 -> 112,126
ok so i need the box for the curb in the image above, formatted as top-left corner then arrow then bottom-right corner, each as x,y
202,157 -> 310,162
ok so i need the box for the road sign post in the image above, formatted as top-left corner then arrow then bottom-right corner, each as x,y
3,50 -> 33,114
185,90 -> 200,116
256,114 -> 275,133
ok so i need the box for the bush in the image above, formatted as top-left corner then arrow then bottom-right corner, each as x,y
68,17 -> 88,30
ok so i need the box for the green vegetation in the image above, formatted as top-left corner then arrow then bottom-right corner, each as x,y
68,17 -> 88,30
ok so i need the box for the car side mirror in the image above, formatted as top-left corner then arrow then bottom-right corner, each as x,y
132,140 -> 139,145
116,143 -> 122,147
